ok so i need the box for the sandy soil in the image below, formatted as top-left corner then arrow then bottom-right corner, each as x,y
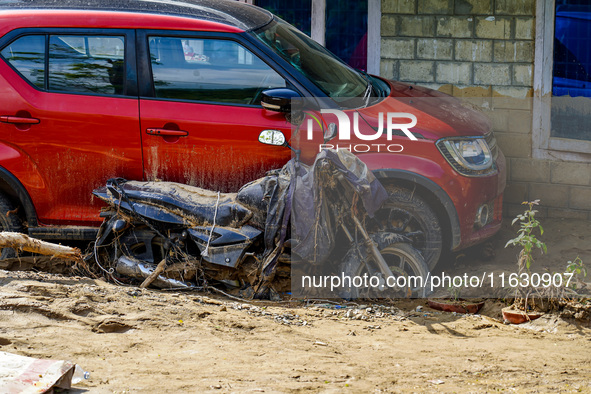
432,217 -> 591,300
0,218 -> 590,393
0,270 -> 589,393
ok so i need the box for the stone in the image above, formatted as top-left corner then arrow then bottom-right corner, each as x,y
474,63 -> 511,85
437,17 -> 473,38
455,39 -> 493,62
417,38 -> 453,59
436,62 -> 472,84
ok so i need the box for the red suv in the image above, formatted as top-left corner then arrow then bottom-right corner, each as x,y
0,0 -> 505,267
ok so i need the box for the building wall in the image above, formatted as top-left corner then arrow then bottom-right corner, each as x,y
380,0 -> 591,219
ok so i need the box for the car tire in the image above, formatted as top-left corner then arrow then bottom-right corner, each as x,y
377,184 -> 443,270
0,193 -> 24,259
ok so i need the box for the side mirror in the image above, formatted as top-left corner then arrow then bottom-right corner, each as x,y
261,88 -> 302,113
324,123 -> 338,143
258,130 -> 286,146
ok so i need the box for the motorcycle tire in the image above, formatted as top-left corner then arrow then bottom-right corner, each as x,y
339,232 -> 430,299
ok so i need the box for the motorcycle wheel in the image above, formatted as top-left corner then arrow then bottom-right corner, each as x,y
339,233 -> 430,299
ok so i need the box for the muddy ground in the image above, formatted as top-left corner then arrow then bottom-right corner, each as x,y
0,218 -> 590,393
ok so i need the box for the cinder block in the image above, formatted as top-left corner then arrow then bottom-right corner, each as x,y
507,109 -> 533,134
492,87 -> 534,100
382,0 -> 416,14
417,38 -> 453,59
494,41 -> 534,63
436,83 -> 454,95
504,202 -> 540,218
529,183 -> 569,208
495,0 -> 535,16
515,18 -> 535,40
474,63 -> 511,85
435,62 -> 472,84
569,187 -> 591,210
454,0 -> 493,15
491,97 -> 533,111
495,132 -> 531,158
437,17 -> 473,38
459,96 -> 491,109
511,158 -> 550,183
451,84 -> 492,97
513,64 -> 533,86
547,208 -> 589,220
475,17 -> 512,39
487,108 -> 510,132
455,39 -> 493,62
418,0 -> 452,14
416,82 -> 449,91
550,162 -> 591,186
380,59 -> 399,80
503,182 -> 528,205
381,15 -> 397,36
381,38 -> 415,59
399,60 -> 435,82
400,16 -> 436,36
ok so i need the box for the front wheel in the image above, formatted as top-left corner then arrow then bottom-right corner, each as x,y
376,184 -> 443,270
340,233 -> 430,299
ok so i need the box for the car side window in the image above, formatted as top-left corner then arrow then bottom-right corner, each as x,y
49,35 -> 126,95
148,36 -> 286,104
0,35 -> 46,89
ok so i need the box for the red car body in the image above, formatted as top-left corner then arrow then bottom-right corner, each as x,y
0,0 -> 505,266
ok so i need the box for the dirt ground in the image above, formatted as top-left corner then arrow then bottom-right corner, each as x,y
0,218 -> 590,393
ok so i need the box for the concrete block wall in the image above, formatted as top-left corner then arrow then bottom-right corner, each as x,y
380,0 -> 591,219
380,0 -> 535,98
486,98 -> 591,220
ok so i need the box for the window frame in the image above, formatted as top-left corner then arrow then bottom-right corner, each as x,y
533,0 -> 591,161
136,29 -> 313,108
0,28 -> 138,98
145,34 -> 286,105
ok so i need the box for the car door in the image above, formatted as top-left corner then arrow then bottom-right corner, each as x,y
138,32 -> 292,192
0,29 -> 141,226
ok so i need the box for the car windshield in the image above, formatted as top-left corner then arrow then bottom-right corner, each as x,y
253,18 -> 369,107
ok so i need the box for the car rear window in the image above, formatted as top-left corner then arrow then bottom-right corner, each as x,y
49,35 -> 125,95
1,35 -> 45,88
1,34 -> 126,96
148,36 -> 285,105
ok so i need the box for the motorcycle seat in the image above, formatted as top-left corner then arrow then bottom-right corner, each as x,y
106,180 -> 253,227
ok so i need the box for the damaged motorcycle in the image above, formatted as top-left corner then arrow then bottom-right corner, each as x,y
91,127 -> 430,299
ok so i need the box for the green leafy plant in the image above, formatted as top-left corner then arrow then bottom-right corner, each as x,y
448,279 -> 462,302
505,200 -> 548,311
566,257 -> 587,291
505,200 -> 547,272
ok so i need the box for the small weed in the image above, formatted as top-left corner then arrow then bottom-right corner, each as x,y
505,200 -> 546,272
448,279 -> 462,301
505,200 -> 546,310
566,257 -> 587,290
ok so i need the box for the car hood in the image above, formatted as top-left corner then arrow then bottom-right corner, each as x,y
357,80 -> 492,140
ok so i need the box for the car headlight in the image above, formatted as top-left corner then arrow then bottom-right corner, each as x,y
437,137 -> 495,176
